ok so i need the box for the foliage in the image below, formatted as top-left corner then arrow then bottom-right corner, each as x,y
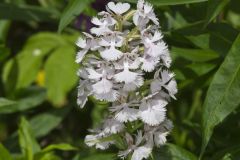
0,0 -> 240,159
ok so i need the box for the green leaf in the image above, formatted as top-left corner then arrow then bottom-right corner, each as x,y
186,63 -> 217,76
0,3 -> 59,22
35,152 -> 61,160
44,46 -> 78,106
0,20 -> 11,43
0,46 -> 10,62
153,143 -> 198,160
34,143 -> 76,160
123,0 -> 208,6
0,87 -> 46,114
23,32 -> 67,54
2,51 -> 43,91
58,0 -> 94,32
212,145 -> 240,160
0,143 -> 12,160
0,98 -> 16,107
81,154 -> 116,160
30,108 -> 69,138
187,34 -> 210,49
42,143 -> 77,152
171,47 -> 219,62
201,35 -> 240,156
18,117 -> 41,160
205,0 -> 230,26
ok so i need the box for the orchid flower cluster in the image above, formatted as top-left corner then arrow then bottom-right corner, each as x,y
76,0 -> 177,159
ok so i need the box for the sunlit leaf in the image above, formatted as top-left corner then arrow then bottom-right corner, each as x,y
42,143 -> 77,152
81,154 -> 116,160
201,35 -> 240,155
0,143 -> 12,160
18,117 -> 41,160
44,46 -> 78,106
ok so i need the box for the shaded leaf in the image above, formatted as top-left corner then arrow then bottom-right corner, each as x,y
0,3 -> 59,22
187,34 -> 210,49
205,0 -> 230,26
123,0 -> 208,6
30,108 -> 69,138
171,47 -> 219,62
153,143 -> 198,160
58,0 -> 94,32
0,98 -> 16,107
186,63 -> 217,76
201,35 -> 240,155
0,20 -> 10,43
0,87 -> 46,114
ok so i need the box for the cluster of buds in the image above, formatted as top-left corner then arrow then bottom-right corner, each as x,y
76,0 -> 177,159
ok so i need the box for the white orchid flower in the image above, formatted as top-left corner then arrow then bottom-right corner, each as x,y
140,55 -> 159,72
76,33 -> 99,63
76,1 -> 177,159
110,103 -> 139,122
114,61 -> 142,83
90,15 -> 116,36
133,0 -> 159,27
139,99 -> 167,126
99,34 -> 124,61
103,119 -> 124,134
107,2 -> 130,15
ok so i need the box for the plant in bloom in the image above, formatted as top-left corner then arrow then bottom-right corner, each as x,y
76,0 -> 177,159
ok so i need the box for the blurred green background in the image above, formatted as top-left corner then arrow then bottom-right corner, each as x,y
0,0 -> 240,159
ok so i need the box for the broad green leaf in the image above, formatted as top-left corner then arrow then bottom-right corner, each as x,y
0,3 -> 59,22
187,34 -> 210,49
35,152 -> 61,160
81,154 -> 116,160
212,145 -> 240,160
0,87 -> 46,114
30,108 -> 69,138
0,98 -> 16,107
201,35 -> 240,155
0,46 -> 10,62
0,20 -> 10,43
171,47 -> 219,62
2,32 -> 68,92
23,32 -> 67,54
44,46 -> 78,106
18,117 -> 41,160
186,63 -> 217,76
123,0 -> 208,6
0,143 -> 12,160
58,0 -> 94,32
153,143 -> 198,160
2,50 -> 43,91
42,143 -> 77,152
205,0 -> 230,26
34,144 -> 76,160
